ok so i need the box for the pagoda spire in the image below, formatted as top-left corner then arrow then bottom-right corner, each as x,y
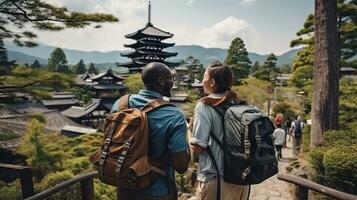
148,1 -> 151,24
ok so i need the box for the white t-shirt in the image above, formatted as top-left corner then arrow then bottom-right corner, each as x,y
273,128 -> 286,145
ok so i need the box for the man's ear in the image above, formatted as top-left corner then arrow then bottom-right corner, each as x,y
210,79 -> 215,88
158,77 -> 165,86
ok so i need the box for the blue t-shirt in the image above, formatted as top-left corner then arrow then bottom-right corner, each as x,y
111,89 -> 188,197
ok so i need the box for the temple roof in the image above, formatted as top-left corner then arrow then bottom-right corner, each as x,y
61,99 -> 109,119
90,69 -> 125,81
118,60 -> 179,68
93,84 -> 127,90
125,23 -> 173,40
121,49 -> 177,58
124,40 -> 174,49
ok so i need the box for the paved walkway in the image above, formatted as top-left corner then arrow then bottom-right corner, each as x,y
249,140 -> 295,200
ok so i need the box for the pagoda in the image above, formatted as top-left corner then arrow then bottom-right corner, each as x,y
118,1 -> 179,73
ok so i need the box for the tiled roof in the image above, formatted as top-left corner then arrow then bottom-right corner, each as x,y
61,100 -> 101,119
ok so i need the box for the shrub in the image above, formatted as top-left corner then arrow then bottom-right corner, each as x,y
65,156 -> 92,174
36,170 -> 80,200
0,180 -> 22,200
94,179 -> 116,200
323,145 -> 357,194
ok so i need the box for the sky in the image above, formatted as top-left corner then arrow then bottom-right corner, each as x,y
37,0 -> 314,55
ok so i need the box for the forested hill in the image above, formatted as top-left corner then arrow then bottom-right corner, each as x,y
5,41 -> 299,66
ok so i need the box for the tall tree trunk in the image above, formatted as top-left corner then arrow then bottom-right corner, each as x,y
311,0 -> 339,147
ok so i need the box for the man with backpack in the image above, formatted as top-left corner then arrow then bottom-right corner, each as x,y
290,116 -> 304,155
109,62 -> 190,200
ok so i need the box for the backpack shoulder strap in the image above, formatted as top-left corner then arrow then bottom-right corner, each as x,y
141,99 -> 175,113
118,94 -> 130,110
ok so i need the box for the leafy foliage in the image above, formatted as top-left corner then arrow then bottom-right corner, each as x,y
74,59 -> 86,74
253,53 -> 280,83
30,60 -> 42,68
225,37 -> 252,84
17,119 -> 62,178
0,66 -> 75,98
48,48 -> 69,73
88,63 -> 98,74
0,39 -> 15,76
272,102 -> 296,122
234,77 -> 273,111
124,73 -> 144,94
339,77 -> 357,130
0,0 -> 118,46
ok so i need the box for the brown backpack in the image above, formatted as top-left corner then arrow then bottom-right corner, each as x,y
90,95 -> 172,189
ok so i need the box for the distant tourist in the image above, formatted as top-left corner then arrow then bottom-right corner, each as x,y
290,116 -> 305,155
111,62 -> 190,200
273,123 -> 286,160
190,61 -> 250,200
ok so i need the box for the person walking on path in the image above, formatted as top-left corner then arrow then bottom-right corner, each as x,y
289,116 -> 305,155
273,123 -> 285,160
189,61 -> 250,200
111,62 -> 190,200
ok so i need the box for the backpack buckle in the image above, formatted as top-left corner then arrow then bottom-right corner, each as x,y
241,167 -> 251,180
104,138 -> 111,145
99,151 -> 108,165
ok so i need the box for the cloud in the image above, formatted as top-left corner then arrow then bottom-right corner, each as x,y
36,0 -> 148,52
186,0 -> 195,6
197,16 -> 258,49
240,0 -> 256,5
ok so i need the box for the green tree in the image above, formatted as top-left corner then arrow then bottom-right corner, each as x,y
250,61 -> 260,74
88,63 -> 98,74
18,119 -> 62,178
253,53 -> 279,83
124,73 -> 143,94
0,0 -> 118,47
47,48 -> 69,72
0,39 -> 15,75
289,0 -> 357,88
74,59 -> 86,74
225,37 -> 252,84
31,60 -> 42,68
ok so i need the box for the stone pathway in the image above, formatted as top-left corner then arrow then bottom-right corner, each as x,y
249,140 -> 295,200
180,141 -> 295,200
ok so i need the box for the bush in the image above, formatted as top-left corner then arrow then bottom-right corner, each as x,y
0,180 -> 22,200
94,179 -> 116,200
65,156 -> 92,174
323,145 -> 357,194
36,170 -> 81,200
309,130 -> 357,197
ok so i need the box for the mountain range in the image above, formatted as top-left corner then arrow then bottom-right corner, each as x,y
5,41 -> 300,67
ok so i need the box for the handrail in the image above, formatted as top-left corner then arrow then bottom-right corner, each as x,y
0,163 -> 34,199
278,173 -> 357,200
25,171 -> 98,200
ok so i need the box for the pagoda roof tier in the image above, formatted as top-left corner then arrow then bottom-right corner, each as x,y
90,69 -> 125,81
124,40 -> 175,49
125,23 -> 173,40
121,49 -> 177,58
118,60 -> 179,68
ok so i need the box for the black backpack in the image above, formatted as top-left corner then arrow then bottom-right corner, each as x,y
207,104 -> 278,199
293,120 -> 302,138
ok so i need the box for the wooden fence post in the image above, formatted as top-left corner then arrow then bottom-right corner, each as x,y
80,178 -> 94,200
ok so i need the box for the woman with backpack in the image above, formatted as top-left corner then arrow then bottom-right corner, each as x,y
189,61 -> 250,200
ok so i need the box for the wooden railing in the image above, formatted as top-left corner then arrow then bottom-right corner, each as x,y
278,174 -> 357,200
0,163 -> 34,199
25,171 -> 98,200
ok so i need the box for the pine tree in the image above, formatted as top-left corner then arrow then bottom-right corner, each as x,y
75,59 -> 86,74
250,61 -> 260,74
31,60 -> 41,68
88,63 -> 98,74
47,48 -> 69,72
225,37 -> 252,84
0,0 -> 118,47
253,54 -> 279,83
0,39 -> 15,75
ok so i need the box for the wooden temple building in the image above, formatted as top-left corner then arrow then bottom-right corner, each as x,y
118,1 -> 179,73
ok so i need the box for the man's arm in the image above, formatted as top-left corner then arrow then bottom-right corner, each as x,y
171,150 -> 190,174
